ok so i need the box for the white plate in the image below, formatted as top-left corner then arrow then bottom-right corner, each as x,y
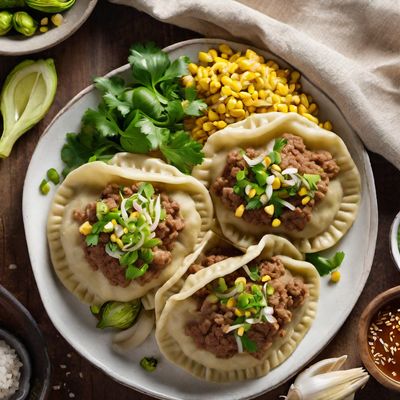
23,39 -> 378,400
0,0 -> 97,56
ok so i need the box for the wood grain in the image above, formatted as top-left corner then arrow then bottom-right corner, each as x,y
0,2 -> 399,399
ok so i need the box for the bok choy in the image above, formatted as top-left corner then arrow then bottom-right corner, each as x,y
0,59 -> 57,158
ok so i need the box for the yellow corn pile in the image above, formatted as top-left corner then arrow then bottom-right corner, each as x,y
183,44 -> 332,142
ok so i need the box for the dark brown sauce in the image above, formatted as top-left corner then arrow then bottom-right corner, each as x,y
368,299 -> 400,382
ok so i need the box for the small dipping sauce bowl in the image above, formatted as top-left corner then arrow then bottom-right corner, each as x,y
390,211 -> 400,271
359,286 -> 400,391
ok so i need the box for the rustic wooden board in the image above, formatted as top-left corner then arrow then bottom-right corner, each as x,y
0,2 -> 399,399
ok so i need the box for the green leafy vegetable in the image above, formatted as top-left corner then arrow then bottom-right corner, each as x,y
303,173 -> 321,190
306,251 -> 345,276
240,333 -> 257,352
61,42 -> 206,175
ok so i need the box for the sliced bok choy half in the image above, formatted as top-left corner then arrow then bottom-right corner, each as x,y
0,59 -> 57,158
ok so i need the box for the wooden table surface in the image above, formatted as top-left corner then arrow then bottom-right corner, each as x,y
0,2 -> 399,399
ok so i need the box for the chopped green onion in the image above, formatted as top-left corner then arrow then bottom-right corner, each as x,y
39,179 -> 50,195
46,168 -> 60,184
96,300 -> 141,329
140,357 -> 158,372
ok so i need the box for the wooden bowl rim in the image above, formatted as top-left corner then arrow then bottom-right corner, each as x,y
358,285 -> 400,391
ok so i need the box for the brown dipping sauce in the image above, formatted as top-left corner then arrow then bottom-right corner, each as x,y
368,299 -> 400,381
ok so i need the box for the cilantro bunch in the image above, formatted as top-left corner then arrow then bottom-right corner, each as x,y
61,43 -> 207,176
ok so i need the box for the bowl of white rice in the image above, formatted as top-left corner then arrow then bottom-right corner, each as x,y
0,285 -> 50,400
0,328 -> 31,400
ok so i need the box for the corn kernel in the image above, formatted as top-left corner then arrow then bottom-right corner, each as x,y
298,104 -> 308,115
130,211 -> 139,219
277,104 -> 288,113
271,93 -> 281,104
235,100 -> 244,109
248,188 -> 256,198
292,95 -> 300,105
79,221 -> 92,236
40,17 -> 48,25
123,227 -> 128,234
300,93 -> 309,108
203,122 -> 215,132
214,120 -> 227,129
199,77 -> 210,91
39,26 -> 48,33
110,233 -> 117,242
227,97 -> 237,110
303,113 -> 319,124
245,311 -> 251,318
330,270 -> 341,283
188,63 -> 198,74
235,309 -> 244,317
230,109 -> 246,119
51,13 -> 63,27
302,196 -> 311,205
111,219 -> 117,225
308,103 -> 318,114
221,85 -> 232,97
298,187 -> 308,196
272,218 -> 281,228
182,75 -> 194,87
219,43 -> 233,55
235,204 -> 245,218
272,177 -> 281,190
291,71 -> 301,82
208,110 -> 219,121
271,164 -> 281,172
209,80 -> 221,93
230,80 -> 242,92
209,49 -> 218,59
198,51 -> 213,63
238,59 -> 254,71
261,275 -> 271,282
264,204 -> 274,216
323,121 -> 333,131
213,103 -> 224,115
289,104 -> 298,113
277,82 -> 289,96
264,156 -> 271,167
226,297 -> 236,308
116,239 -> 124,249
247,84 -> 255,94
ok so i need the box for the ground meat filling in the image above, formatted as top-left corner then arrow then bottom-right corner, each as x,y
211,133 -> 340,231
73,183 -> 184,287
185,256 -> 308,359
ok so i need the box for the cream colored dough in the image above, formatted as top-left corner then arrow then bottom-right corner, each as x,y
155,230 -> 245,320
192,112 -> 361,253
156,234 -> 319,382
47,155 -> 214,305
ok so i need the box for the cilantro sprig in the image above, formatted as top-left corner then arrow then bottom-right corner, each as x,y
61,42 -> 207,176
306,251 -> 345,276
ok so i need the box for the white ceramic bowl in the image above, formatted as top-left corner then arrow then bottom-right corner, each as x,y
0,0 -> 97,55
390,211 -> 400,270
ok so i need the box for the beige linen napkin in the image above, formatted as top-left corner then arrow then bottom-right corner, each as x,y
109,0 -> 400,169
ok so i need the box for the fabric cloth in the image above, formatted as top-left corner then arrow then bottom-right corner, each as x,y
109,0 -> 400,169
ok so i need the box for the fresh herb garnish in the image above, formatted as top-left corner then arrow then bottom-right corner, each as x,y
240,333 -> 257,352
306,251 -> 345,276
61,42 -> 206,176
